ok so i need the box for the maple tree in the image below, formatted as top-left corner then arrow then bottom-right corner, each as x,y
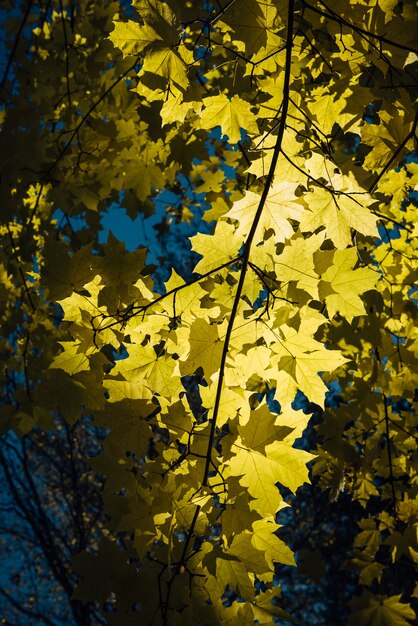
0,0 -> 417,625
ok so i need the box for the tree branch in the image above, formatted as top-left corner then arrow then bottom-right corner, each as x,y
0,0 -> 34,92
202,0 -> 296,486
302,0 -> 418,55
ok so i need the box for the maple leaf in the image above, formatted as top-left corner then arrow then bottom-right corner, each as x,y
348,593 -> 416,626
200,381 -> 252,425
221,488 -> 261,540
50,341 -> 91,375
224,345 -> 271,387
268,308 -> 349,407
200,94 -> 259,143
141,47 -> 190,90
305,84 -> 354,135
190,221 -> 243,274
238,404 -> 293,452
252,588 -> 297,623
204,544 -> 256,600
362,108 -> 416,173
229,530 -> 273,575
316,248 -> 377,321
300,186 -> 378,249
180,318 -> 224,378
218,0 -> 278,55
273,231 -> 324,299
164,268 -> 219,323
225,182 -> 304,244
251,519 -> 295,568
160,94 -> 201,127
109,342 -> 182,399
109,20 -> 161,57
227,435 -> 313,517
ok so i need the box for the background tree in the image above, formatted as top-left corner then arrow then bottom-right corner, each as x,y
0,419 -> 105,626
0,1 -> 417,625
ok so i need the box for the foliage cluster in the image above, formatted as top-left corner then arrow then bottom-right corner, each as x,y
0,0 -> 417,624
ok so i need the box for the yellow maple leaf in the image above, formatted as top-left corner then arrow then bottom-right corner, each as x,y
180,319 -> 224,378
226,182 -> 303,244
305,85 -> 353,134
268,308 -> 348,406
204,544 -> 256,600
223,345 -> 271,387
141,47 -> 190,90
110,342 -> 182,398
227,436 -> 313,517
50,341 -> 90,375
251,519 -> 295,568
274,231 -> 324,299
163,269 -> 215,323
218,0 -> 280,55
200,94 -> 259,143
226,445 -> 284,518
300,186 -> 378,249
160,94 -> 201,126
238,404 -> 293,452
248,127 -> 304,182
362,108 -> 415,173
317,248 -> 378,321
190,221 -> 243,274
109,20 -> 161,56
200,381 -> 251,425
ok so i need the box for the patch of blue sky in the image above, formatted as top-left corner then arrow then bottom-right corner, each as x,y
363,102 -> 380,125
392,396 -> 413,414
99,185 -> 212,291
120,0 -> 134,18
194,44 -> 210,61
206,124 -> 251,153
253,288 -> 269,311
408,284 -> 418,300
378,222 -> 401,241
52,207 -> 86,232
389,333 -> 407,345
404,151 -> 418,164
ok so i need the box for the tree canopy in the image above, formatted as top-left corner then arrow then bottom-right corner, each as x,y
0,0 -> 417,624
